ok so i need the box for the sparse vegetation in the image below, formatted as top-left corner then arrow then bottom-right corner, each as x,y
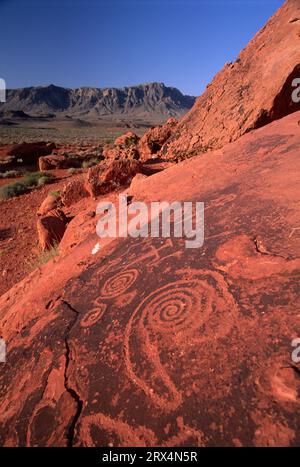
49,190 -> 61,197
0,171 -> 54,200
82,158 -> 100,169
0,182 -> 28,199
23,171 -> 54,187
27,243 -> 59,271
0,170 -> 22,179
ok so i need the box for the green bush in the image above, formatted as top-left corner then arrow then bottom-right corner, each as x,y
0,171 -> 55,200
0,170 -> 21,179
0,182 -> 29,199
23,171 -> 53,187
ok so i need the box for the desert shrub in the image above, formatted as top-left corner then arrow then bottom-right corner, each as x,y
82,158 -> 100,169
0,182 -> 29,199
0,170 -> 22,179
0,171 -> 54,200
27,243 -> 59,271
23,171 -> 53,187
49,190 -> 61,197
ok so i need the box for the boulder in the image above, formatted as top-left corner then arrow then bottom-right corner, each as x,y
7,142 -> 55,164
138,118 -> 178,161
37,209 -> 68,250
61,178 -> 89,207
38,155 -> 69,171
85,160 -> 141,197
114,131 -> 140,147
37,193 -> 62,217
128,173 -> 148,196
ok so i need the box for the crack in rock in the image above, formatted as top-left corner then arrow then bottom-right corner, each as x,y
62,300 -> 83,447
253,236 -> 292,260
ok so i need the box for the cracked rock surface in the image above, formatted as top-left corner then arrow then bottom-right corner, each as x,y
0,111 -> 300,446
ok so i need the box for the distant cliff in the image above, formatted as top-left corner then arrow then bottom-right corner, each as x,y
0,82 -> 195,120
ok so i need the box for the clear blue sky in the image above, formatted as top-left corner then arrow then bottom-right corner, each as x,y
0,0 -> 284,96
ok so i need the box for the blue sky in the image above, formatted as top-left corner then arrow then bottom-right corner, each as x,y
0,0 -> 283,95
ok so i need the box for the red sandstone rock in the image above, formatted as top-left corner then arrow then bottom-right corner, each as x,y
37,193 -> 62,216
103,132 -> 140,161
1,2 -> 300,448
138,118 -> 178,161
114,131 -> 140,147
37,208 -> 68,250
7,142 -> 55,164
38,155 -> 69,171
61,178 -> 89,207
161,0 -> 300,160
1,111 -> 300,446
128,173 -> 148,196
85,160 -> 141,197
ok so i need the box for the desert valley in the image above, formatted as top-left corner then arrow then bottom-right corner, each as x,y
0,0 -> 299,449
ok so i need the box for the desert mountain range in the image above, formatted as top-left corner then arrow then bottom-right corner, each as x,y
0,82 -> 195,121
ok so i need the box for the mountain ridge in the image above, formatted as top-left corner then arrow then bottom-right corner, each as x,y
0,82 -> 195,120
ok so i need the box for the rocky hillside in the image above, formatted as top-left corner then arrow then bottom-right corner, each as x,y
161,0 -> 300,159
0,111 -> 300,446
0,82 -> 195,121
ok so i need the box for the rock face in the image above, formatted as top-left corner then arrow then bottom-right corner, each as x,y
38,155 -> 70,171
6,142 -> 55,165
37,193 -> 62,216
103,132 -> 140,161
103,120 -> 178,162
138,118 -> 178,161
85,160 -> 141,197
0,110 -> 300,446
161,0 -> 300,160
0,83 -> 195,121
61,178 -> 89,207
37,209 -> 68,250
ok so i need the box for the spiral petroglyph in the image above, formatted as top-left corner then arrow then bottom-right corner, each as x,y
80,303 -> 107,328
124,272 -> 238,412
99,269 -> 138,299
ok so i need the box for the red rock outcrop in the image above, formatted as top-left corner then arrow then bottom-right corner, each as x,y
1,110 -> 300,446
61,178 -> 89,207
138,117 -> 178,161
37,193 -> 62,216
7,142 -> 55,164
103,132 -> 140,161
161,0 -> 300,160
37,209 -> 68,250
113,131 -> 140,147
84,159 -> 141,197
38,155 -> 70,171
